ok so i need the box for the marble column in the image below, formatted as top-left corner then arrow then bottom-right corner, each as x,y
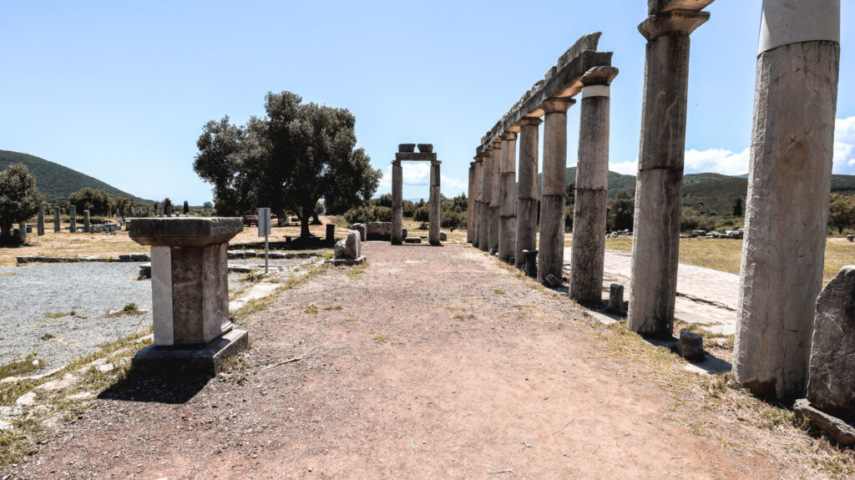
18,221 -> 26,242
69,206 -> 77,233
489,141 -> 502,254
53,207 -> 60,233
467,162 -> 476,243
570,67 -> 619,304
429,161 -> 442,245
83,210 -> 91,233
515,117 -> 542,269
37,207 -> 45,236
498,132 -> 518,263
391,160 -> 403,245
734,0 -> 840,399
472,155 -> 483,247
628,5 -> 710,337
538,97 -> 575,285
479,146 -> 494,252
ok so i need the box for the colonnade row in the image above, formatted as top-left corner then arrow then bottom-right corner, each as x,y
465,0 -> 842,401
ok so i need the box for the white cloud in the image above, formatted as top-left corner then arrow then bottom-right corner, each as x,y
378,163 -> 467,193
834,116 -> 855,173
609,160 -> 637,175
684,148 -> 750,175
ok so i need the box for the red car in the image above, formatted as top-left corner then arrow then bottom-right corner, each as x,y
243,215 -> 258,227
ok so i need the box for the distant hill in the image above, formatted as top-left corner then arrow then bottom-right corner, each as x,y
0,150 -> 145,202
533,167 -> 855,217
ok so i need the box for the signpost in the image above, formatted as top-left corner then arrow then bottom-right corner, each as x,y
258,207 -> 271,274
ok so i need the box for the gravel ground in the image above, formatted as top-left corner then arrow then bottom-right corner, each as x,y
0,262 -> 153,371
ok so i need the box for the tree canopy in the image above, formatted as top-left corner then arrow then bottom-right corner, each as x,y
194,91 -> 381,237
0,164 -> 42,243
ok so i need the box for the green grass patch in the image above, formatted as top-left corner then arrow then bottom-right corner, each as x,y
493,289 -> 506,295
0,354 -> 40,380
453,314 -> 475,321
104,303 -> 144,318
304,304 -> 319,314
323,305 -> 343,311
372,334 -> 389,344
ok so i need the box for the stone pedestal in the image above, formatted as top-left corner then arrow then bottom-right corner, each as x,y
83,210 -> 91,234
479,147 -> 494,252
391,160 -> 403,245
735,0 -> 840,399
498,132 -> 517,263
522,249 -> 538,278
129,218 -> 247,376
325,223 -> 335,243
538,98 -> 575,285
489,142 -> 501,253
570,67 -> 618,304
628,6 -> 710,337
37,207 -> 44,236
429,161 -> 442,245
53,207 -> 60,233
69,206 -> 77,233
515,118 -> 542,269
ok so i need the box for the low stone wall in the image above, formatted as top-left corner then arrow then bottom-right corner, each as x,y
226,250 -> 321,260
17,254 -> 151,265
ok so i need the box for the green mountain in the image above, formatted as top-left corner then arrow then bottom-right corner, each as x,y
535,167 -> 855,217
0,150 -> 145,202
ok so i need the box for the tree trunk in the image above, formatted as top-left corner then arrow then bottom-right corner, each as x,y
300,215 -> 311,238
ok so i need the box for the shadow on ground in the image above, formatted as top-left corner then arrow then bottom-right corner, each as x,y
99,371 -> 211,404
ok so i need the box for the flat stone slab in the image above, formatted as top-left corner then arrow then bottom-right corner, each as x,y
404,237 -> 422,244
130,329 -> 249,377
794,399 -> 855,446
328,256 -> 366,266
129,218 -> 243,247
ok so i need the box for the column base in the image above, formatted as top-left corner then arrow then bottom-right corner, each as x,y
131,329 -> 248,377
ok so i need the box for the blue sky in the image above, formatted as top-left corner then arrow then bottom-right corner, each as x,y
1,1 -> 853,204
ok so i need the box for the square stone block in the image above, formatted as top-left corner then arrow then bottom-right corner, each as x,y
131,329 -> 248,377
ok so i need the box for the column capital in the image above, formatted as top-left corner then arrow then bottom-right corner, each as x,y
500,132 -> 518,142
518,117 -> 543,128
431,160 -> 442,166
581,66 -> 620,87
470,161 -> 477,167
541,97 -> 576,114
483,146 -> 493,156
491,140 -> 502,150
648,0 -> 713,16
392,160 -> 401,166
474,153 -> 484,162
639,10 -> 710,40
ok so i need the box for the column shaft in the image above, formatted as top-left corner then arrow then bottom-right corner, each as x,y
515,118 -> 542,269
467,163 -> 475,243
479,148 -> 494,251
391,161 -> 403,244
37,207 -> 45,236
628,10 -> 709,336
498,133 -> 517,262
472,160 -> 483,247
489,143 -> 501,253
53,207 -> 60,233
429,162 -> 442,245
735,0 -> 840,399
538,98 -> 574,285
69,206 -> 77,233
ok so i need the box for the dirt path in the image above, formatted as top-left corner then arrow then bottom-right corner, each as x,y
6,242 -> 784,479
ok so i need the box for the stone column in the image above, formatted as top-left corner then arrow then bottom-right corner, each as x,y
18,221 -> 26,242
479,147 -> 494,251
429,161 -> 442,245
628,5 -> 710,337
734,0 -> 840,399
538,97 -> 575,285
83,210 -> 91,233
489,141 -> 502,254
391,160 -> 403,245
570,67 -> 619,304
69,206 -> 77,233
53,207 -> 60,233
515,117 -> 542,269
498,132 -> 518,263
37,207 -> 45,236
467,162 -> 475,243
129,218 -> 248,375
472,155 -> 483,248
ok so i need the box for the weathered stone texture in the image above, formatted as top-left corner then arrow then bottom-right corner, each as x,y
479,149 -> 493,252
391,161 -> 403,245
37,208 -> 44,236
538,98 -> 573,286
498,133 -> 517,262
515,118 -> 541,269
735,40 -> 840,399
807,267 -> 855,411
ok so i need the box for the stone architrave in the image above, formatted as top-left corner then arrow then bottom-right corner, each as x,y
129,218 -> 248,375
467,162 -> 476,243
391,160 -> 403,245
538,97 -> 575,285
83,210 -> 91,233
735,0 -> 840,399
515,117 -> 542,269
807,266 -> 855,411
429,161 -> 442,245
628,3 -> 711,337
37,207 -> 45,236
53,207 -> 61,233
489,141 -> 502,253
498,132 -> 518,262
479,146 -> 494,252
69,206 -> 77,233
570,67 -> 619,304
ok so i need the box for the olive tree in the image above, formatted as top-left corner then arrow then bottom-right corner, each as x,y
0,164 -> 42,243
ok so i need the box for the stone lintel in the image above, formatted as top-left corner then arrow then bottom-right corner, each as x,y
648,0 -> 713,15
581,66 -> 620,87
395,152 -> 438,162
639,10 -> 710,40
476,49 -> 612,156
129,218 -> 243,247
